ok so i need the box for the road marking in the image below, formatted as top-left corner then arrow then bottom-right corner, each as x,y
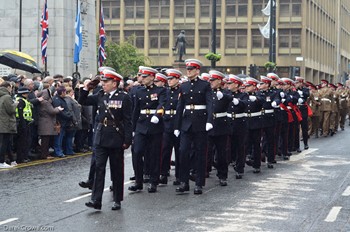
64,181 -> 133,203
324,207 -> 342,222
342,186 -> 350,196
0,218 -> 18,226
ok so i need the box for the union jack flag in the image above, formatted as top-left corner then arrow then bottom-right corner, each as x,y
98,5 -> 106,67
40,0 -> 49,64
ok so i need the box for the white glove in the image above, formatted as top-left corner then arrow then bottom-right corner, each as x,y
132,132 -> 135,137
206,123 -> 213,131
271,101 -> 278,108
233,98 -> 239,105
216,91 -> 223,100
249,96 -> 257,102
150,116 -> 159,124
297,90 -> 303,97
298,98 -> 304,104
282,99 -> 286,103
174,130 -> 180,137
280,92 -> 285,98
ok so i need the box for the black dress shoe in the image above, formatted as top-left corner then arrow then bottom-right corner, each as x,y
193,185 -> 203,195
189,173 -> 196,182
173,179 -> 181,185
85,201 -> 101,210
79,181 -> 93,190
219,179 -> 227,186
296,148 -> 302,153
246,160 -> 253,166
128,184 -> 143,192
271,160 -> 277,164
304,145 -> 309,150
253,168 -> 261,174
282,155 -> 289,160
129,176 -> 136,181
111,201 -> 121,210
176,182 -> 189,192
267,163 -> 273,169
159,175 -> 168,185
148,183 -> 157,193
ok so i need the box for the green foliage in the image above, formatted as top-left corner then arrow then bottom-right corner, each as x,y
264,61 -> 277,72
103,36 -> 151,77
205,52 -> 222,62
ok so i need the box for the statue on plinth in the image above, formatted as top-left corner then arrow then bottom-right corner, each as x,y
172,30 -> 187,62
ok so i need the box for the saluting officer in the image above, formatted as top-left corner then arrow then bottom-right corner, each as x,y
174,59 -> 213,194
208,70 -> 231,186
159,69 -> 182,185
80,70 -> 132,211
129,67 -> 167,193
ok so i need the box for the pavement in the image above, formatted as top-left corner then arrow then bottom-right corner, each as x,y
1,128 -> 350,231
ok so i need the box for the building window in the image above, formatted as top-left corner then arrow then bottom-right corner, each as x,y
252,29 -> 269,48
125,0 -> 145,19
175,0 -> 196,18
149,0 -> 170,19
174,30 -> 194,49
279,29 -> 301,48
226,0 -> 247,17
252,0 -> 268,17
124,30 -> 144,48
200,0 -> 221,18
149,31 -> 169,49
199,30 -> 220,49
279,0 -> 301,17
101,0 -> 120,19
225,29 -> 247,48
107,30 -> 120,43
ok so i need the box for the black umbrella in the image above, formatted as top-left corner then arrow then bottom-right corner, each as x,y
0,50 -> 42,73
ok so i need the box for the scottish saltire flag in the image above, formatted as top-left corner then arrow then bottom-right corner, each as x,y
40,0 -> 49,64
74,0 -> 82,64
98,5 -> 106,67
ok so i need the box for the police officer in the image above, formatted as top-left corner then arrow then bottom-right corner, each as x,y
80,69 -> 132,211
208,70 -> 231,186
129,67 -> 166,193
174,59 -> 213,194
15,87 -> 33,163
159,69 -> 182,185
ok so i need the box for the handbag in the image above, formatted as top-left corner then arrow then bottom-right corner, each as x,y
54,121 -> 61,134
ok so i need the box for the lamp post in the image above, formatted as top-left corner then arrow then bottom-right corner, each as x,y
19,0 -> 22,51
211,0 -> 216,69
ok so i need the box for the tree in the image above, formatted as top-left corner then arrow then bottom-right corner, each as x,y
103,35 -> 151,77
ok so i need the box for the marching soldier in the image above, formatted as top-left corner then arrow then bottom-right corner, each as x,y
337,83 -> 348,131
226,75 -> 248,179
306,82 -> 321,138
159,69 -> 182,185
295,76 -> 310,150
329,83 -> 339,135
80,70 -> 133,211
174,59 -> 213,194
129,67 -> 167,193
319,80 -> 333,137
207,70 -> 231,186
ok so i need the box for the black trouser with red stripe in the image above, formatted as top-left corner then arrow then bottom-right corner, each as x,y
133,133 -> 162,185
161,131 -> 180,178
263,125 -> 276,163
179,131 -> 208,187
92,146 -> 124,203
208,135 -> 229,180
231,120 -> 247,173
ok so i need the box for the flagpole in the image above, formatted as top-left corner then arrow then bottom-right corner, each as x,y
269,0 -> 276,63
211,0 -> 216,69
98,0 -> 101,68
76,0 -> 79,73
19,0 -> 22,51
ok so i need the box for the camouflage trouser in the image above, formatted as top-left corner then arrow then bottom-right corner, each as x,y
320,111 -> 331,135
339,108 -> 348,129
329,111 -> 339,131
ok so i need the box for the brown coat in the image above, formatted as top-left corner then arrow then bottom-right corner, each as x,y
37,89 -> 60,136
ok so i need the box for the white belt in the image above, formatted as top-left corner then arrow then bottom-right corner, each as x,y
185,105 -> 206,110
287,106 -> 292,109
246,112 -> 261,117
340,99 -> 346,102
165,110 -> 176,115
140,109 -> 156,114
321,98 -> 331,102
263,109 -> 274,114
280,107 -> 285,110
227,113 -> 246,118
213,112 -> 227,118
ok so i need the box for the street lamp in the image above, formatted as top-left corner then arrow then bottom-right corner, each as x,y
211,0 -> 216,69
